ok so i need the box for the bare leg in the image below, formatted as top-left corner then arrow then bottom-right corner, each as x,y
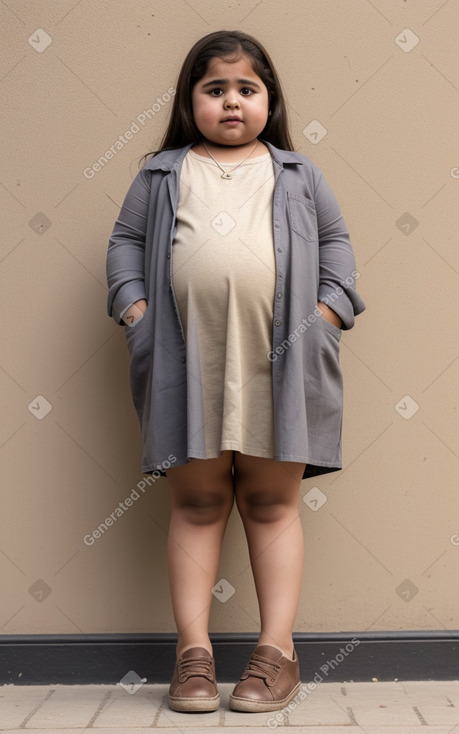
165,451 -> 235,658
233,452 -> 305,660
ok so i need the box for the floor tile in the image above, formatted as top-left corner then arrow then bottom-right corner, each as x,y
1,681 -> 458,732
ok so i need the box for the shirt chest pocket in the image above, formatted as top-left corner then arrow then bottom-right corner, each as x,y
287,192 -> 318,242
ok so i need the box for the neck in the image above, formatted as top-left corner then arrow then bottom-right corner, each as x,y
192,138 -> 268,166
201,138 -> 259,152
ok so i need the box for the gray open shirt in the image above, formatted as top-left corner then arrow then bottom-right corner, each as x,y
106,141 -> 366,479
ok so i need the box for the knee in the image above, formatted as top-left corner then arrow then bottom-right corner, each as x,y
236,489 -> 293,524
173,491 -> 234,525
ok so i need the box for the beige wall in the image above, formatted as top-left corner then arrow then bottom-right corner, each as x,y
2,0 -> 458,637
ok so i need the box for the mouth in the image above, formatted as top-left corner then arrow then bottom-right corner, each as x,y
221,116 -> 242,123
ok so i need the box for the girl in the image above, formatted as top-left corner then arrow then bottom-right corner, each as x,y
106,30 -> 365,713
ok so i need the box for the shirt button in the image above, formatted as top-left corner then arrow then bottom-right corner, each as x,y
277,292 -> 282,299
181,356 -> 186,364
167,253 -> 171,259
277,247 -> 282,252
274,223 -> 280,228
275,319 -> 281,326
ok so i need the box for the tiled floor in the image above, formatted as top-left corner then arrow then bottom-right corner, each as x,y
1,681 -> 459,732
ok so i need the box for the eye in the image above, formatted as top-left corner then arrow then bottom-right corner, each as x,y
240,87 -> 254,95
209,88 -> 224,96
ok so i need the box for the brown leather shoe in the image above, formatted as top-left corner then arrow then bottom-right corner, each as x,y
229,644 -> 301,712
168,646 -> 220,712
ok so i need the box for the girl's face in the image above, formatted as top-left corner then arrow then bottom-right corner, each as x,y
191,55 -> 270,148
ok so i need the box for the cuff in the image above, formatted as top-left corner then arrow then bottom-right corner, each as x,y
108,280 -> 146,325
318,285 -> 366,330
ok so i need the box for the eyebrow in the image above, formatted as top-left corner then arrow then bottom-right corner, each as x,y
200,78 -> 261,89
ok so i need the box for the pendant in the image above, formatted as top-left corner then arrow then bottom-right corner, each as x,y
221,171 -> 232,179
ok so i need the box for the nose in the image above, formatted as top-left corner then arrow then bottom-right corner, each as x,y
224,96 -> 240,109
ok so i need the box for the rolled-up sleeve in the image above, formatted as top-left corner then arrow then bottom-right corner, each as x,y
314,170 -> 366,329
106,169 -> 150,325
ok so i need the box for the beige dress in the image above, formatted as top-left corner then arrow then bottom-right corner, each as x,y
171,148 -> 276,460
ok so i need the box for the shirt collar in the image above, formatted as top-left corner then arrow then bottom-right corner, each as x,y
142,140 -> 303,172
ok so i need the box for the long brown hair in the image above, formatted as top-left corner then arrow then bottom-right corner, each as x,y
139,30 -> 294,166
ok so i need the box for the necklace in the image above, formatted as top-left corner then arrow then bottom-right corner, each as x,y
201,139 -> 259,179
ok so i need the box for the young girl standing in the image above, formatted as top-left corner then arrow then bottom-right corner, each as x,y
106,30 -> 365,713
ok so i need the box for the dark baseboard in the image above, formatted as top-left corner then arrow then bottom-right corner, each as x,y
1,631 -> 458,685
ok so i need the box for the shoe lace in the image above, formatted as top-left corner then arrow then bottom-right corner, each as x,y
178,655 -> 214,681
243,654 -> 281,682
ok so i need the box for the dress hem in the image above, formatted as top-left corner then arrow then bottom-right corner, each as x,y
142,452 -> 342,481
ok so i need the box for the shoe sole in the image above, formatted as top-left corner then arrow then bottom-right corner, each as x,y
229,681 -> 301,712
168,693 -> 220,712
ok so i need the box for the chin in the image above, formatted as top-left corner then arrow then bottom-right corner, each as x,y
219,135 -> 254,146
211,139 -> 246,147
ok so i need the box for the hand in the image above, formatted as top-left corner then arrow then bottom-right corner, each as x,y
133,299 -> 147,314
123,299 -> 147,325
317,301 -> 342,329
